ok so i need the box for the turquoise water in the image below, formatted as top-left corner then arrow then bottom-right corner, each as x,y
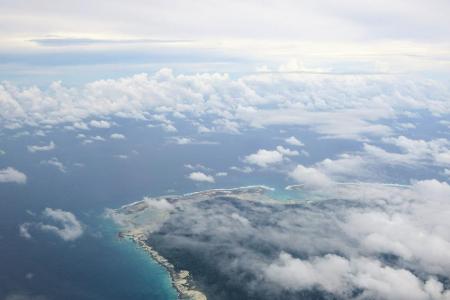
91,218 -> 178,300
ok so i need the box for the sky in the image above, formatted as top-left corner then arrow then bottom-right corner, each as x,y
1,0 -> 450,84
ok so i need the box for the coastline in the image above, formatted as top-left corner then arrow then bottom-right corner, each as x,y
119,231 -> 207,300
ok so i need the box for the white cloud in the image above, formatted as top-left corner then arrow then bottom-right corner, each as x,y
89,120 -> 111,128
39,208 -> 83,241
65,122 -> 89,131
285,136 -> 304,146
0,167 -> 27,184
275,145 -> 299,157
230,166 -> 253,173
27,141 -> 55,153
265,253 -> 449,300
188,172 -> 215,183
19,223 -> 32,239
443,169 -> 450,177
1,70 -> 449,143
364,136 -> 450,166
216,172 -> 228,177
40,158 -> 66,173
244,149 -> 284,168
170,137 -> 218,145
143,197 -> 174,211
91,135 -> 105,141
184,164 -> 211,172
289,164 -> 334,188
162,123 -> 177,132
110,133 -> 125,139
173,137 -> 193,145
317,154 -> 367,178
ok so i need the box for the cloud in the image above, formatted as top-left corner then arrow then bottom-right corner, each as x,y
184,164 -> 212,172
188,172 -> 215,183
169,137 -> 218,145
110,133 -> 125,139
289,164 -> 334,188
229,166 -> 253,173
114,180 -> 450,299
20,208 -> 83,241
143,197 -> 175,211
40,158 -> 66,173
27,141 -> 55,153
287,152 -> 377,187
216,172 -> 228,177
244,149 -> 284,168
275,145 -> 299,157
39,208 -> 83,241
19,223 -> 32,239
65,122 -> 89,131
0,167 -> 27,184
265,252 -> 351,295
89,120 -> 111,128
172,137 -> 193,145
92,135 -> 105,141
265,253 -> 446,300
285,136 -> 304,146
1,70 -> 449,142
444,169 -> 450,177
364,136 -> 450,167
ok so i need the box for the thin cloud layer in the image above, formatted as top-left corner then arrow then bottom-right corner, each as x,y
27,141 -> 55,153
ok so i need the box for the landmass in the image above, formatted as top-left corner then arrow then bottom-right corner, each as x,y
109,186 -> 278,300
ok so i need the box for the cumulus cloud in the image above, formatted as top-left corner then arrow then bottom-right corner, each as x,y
20,208 -> 83,241
275,145 -> 299,157
27,141 -> 55,153
285,136 -> 304,146
172,137 -> 193,145
89,120 -> 111,128
1,70 -> 449,142
110,133 -> 125,139
265,253 -> 447,300
39,208 -> 83,241
244,149 -> 284,168
0,167 -> 27,184
188,172 -> 215,183
289,164 -> 334,188
19,223 -> 32,239
66,122 -> 89,131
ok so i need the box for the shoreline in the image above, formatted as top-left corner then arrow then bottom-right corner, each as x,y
120,231 -> 207,300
